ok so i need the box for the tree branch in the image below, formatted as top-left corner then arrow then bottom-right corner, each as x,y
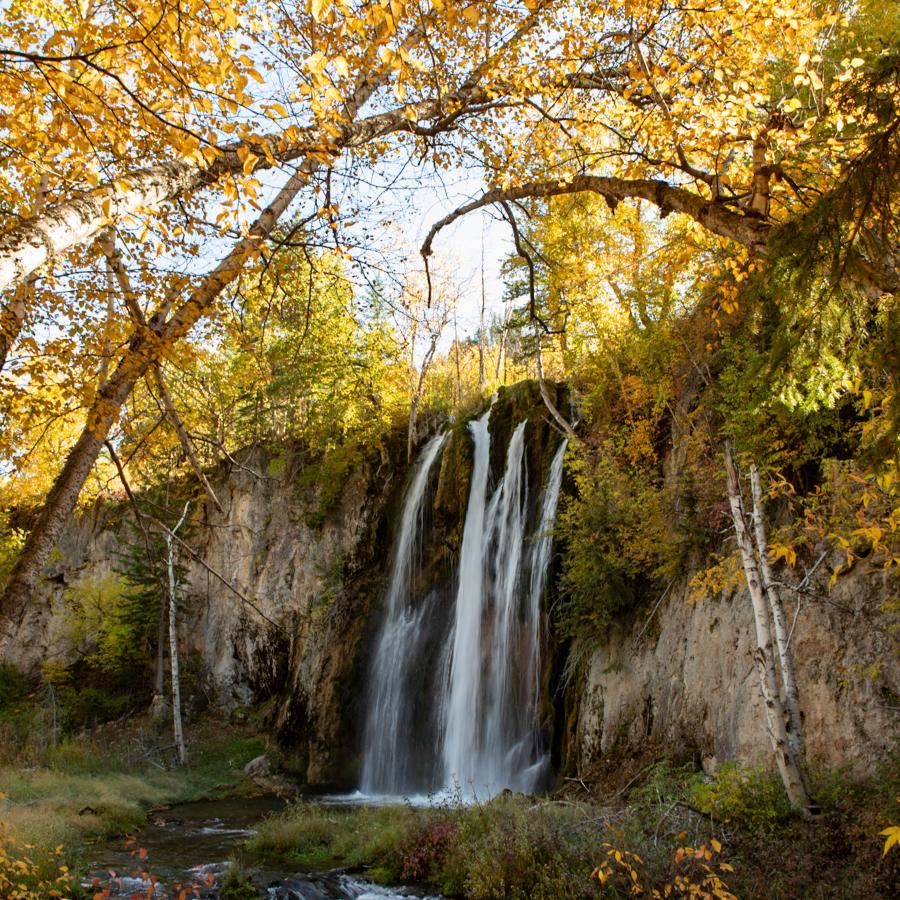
422,175 -> 772,265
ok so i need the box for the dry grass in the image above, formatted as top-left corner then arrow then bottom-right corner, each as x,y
0,724 -> 266,867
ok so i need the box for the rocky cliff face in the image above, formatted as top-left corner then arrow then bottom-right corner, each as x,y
0,440 -> 402,787
574,556 -> 899,778
1,382 -> 896,789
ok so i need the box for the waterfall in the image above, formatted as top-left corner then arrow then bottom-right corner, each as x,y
440,411 -> 512,791
441,425 -> 567,796
360,432 -> 447,795
359,409 -> 567,799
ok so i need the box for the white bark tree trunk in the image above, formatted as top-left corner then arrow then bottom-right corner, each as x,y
723,441 -> 815,812
0,175 -> 47,372
494,302 -> 511,383
749,464 -> 810,780
166,501 -> 190,767
749,135 -> 771,217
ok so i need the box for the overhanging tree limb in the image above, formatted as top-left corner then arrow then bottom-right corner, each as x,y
0,82 -> 497,293
422,175 -> 899,296
421,175 -> 772,263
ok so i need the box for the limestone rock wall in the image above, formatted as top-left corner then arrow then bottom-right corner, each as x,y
574,555 -> 899,778
0,442 -> 401,786
2,381 -> 897,787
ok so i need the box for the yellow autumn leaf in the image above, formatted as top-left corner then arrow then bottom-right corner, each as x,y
880,826 -> 900,856
769,543 -> 797,568
305,51 -> 328,75
332,56 -> 350,78
310,0 -> 332,23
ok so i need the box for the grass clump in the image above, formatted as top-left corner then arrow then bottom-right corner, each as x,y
250,795 -> 604,898
0,721 -> 269,878
249,802 -> 419,872
219,860 -> 259,900
441,797 -> 600,899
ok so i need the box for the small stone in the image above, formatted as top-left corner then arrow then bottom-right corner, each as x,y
149,693 -> 169,721
243,754 -> 271,777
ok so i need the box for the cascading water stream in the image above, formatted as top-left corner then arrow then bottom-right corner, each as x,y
359,408 -> 567,800
467,420 -> 528,791
440,408 -> 493,792
360,432 -> 447,795
517,437 -> 568,787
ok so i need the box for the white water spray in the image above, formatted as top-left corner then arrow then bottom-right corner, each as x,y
440,409 -> 493,790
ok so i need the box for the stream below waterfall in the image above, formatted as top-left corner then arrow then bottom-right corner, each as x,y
86,797 -> 439,900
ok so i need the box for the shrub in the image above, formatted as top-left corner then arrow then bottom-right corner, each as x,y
448,797 -> 600,899
689,763 -> 794,832
629,760 -> 698,808
399,818 -> 457,881
594,837 -> 737,898
220,861 -> 259,900
0,816 -> 81,900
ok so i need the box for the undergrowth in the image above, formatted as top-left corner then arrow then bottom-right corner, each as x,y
248,758 -> 899,899
249,794 -> 605,898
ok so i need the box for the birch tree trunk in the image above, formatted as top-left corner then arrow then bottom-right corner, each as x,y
453,313 -> 462,406
749,464 -> 811,787
723,440 -> 815,812
534,324 -> 575,438
166,501 -> 190,767
0,175 -> 47,373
